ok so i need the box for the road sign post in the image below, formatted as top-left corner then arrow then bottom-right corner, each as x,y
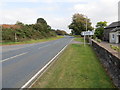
81,30 -> 95,46
84,35 -> 85,46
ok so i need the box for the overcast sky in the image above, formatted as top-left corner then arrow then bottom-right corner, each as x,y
0,0 -> 119,33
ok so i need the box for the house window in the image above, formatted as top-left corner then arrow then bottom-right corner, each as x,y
112,34 -> 115,38
112,34 -> 115,40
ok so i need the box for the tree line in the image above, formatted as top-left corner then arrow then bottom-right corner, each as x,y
2,18 -> 68,42
69,13 -> 107,40
2,14 -> 107,42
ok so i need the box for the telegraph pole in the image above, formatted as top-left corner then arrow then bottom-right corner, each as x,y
15,32 -> 17,42
84,16 -> 87,46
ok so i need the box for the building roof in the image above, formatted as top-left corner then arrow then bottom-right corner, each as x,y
111,27 -> 120,32
105,21 -> 120,29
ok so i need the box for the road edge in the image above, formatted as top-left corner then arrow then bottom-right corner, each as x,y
20,38 -> 74,89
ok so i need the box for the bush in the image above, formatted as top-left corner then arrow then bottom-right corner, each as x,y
92,35 -> 96,39
110,45 -> 120,52
95,38 -> 102,43
2,18 -> 58,42
2,28 -> 15,42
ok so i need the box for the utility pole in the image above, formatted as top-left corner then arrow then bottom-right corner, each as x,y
15,32 -> 17,42
84,16 -> 87,46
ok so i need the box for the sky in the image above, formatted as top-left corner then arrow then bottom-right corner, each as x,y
0,0 -> 120,33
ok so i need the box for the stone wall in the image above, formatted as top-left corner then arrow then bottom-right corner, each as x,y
92,40 -> 120,88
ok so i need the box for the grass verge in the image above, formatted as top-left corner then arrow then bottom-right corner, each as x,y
1,36 -> 63,45
31,38 -> 114,88
74,37 -> 84,42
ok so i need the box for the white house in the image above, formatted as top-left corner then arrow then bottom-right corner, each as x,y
109,27 -> 120,44
104,2 -> 120,44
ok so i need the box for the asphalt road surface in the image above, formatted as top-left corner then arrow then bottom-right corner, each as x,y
2,36 -> 73,88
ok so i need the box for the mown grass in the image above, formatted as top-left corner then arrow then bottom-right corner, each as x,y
31,38 -> 114,88
74,37 -> 88,43
1,36 -> 64,45
75,37 -> 84,42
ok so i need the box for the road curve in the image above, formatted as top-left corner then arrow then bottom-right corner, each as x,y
2,36 -> 73,88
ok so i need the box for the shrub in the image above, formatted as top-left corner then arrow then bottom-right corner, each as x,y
95,38 -> 102,43
92,35 -> 96,39
110,45 -> 120,52
2,19 -> 57,42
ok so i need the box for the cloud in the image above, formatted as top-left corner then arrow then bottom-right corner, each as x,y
47,17 -> 71,33
1,0 -> 119,33
73,0 -> 119,27
1,0 -> 38,3
1,0 -> 92,3
1,8 -> 39,24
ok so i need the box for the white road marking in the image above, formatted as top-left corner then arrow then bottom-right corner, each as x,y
20,38 -> 74,89
2,40 -> 51,53
38,42 -> 60,49
38,44 -> 51,49
1,52 -> 28,63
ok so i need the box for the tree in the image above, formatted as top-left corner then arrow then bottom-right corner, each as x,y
94,21 -> 107,39
36,18 -> 47,25
35,18 -> 51,33
15,21 -> 24,26
55,29 -> 67,35
68,13 -> 93,35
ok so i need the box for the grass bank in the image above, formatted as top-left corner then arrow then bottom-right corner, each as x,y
1,36 -> 63,45
31,38 -> 114,88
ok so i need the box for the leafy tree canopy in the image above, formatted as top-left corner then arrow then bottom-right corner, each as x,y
55,29 -> 68,35
94,21 -> 107,39
96,21 -> 107,28
2,18 -> 57,42
15,21 -> 24,26
68,13 -> 93,35
36,18 -> 47,25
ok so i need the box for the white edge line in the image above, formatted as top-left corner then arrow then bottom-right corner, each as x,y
20,38 -> 74,89
1,52 -> 28,63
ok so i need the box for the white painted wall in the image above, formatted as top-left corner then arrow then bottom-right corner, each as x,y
109,31 -> 119,43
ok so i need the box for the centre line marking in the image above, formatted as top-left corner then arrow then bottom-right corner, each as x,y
1,52 -> 28,63
38,44 -> 51,49
38,42 -> 58,49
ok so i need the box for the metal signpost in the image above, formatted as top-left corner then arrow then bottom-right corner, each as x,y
81,30 -> 95,46
85,16 -> 87,46
82,16 -> 95,46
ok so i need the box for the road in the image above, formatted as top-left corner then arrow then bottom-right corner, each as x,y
2,36 -> 73,88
